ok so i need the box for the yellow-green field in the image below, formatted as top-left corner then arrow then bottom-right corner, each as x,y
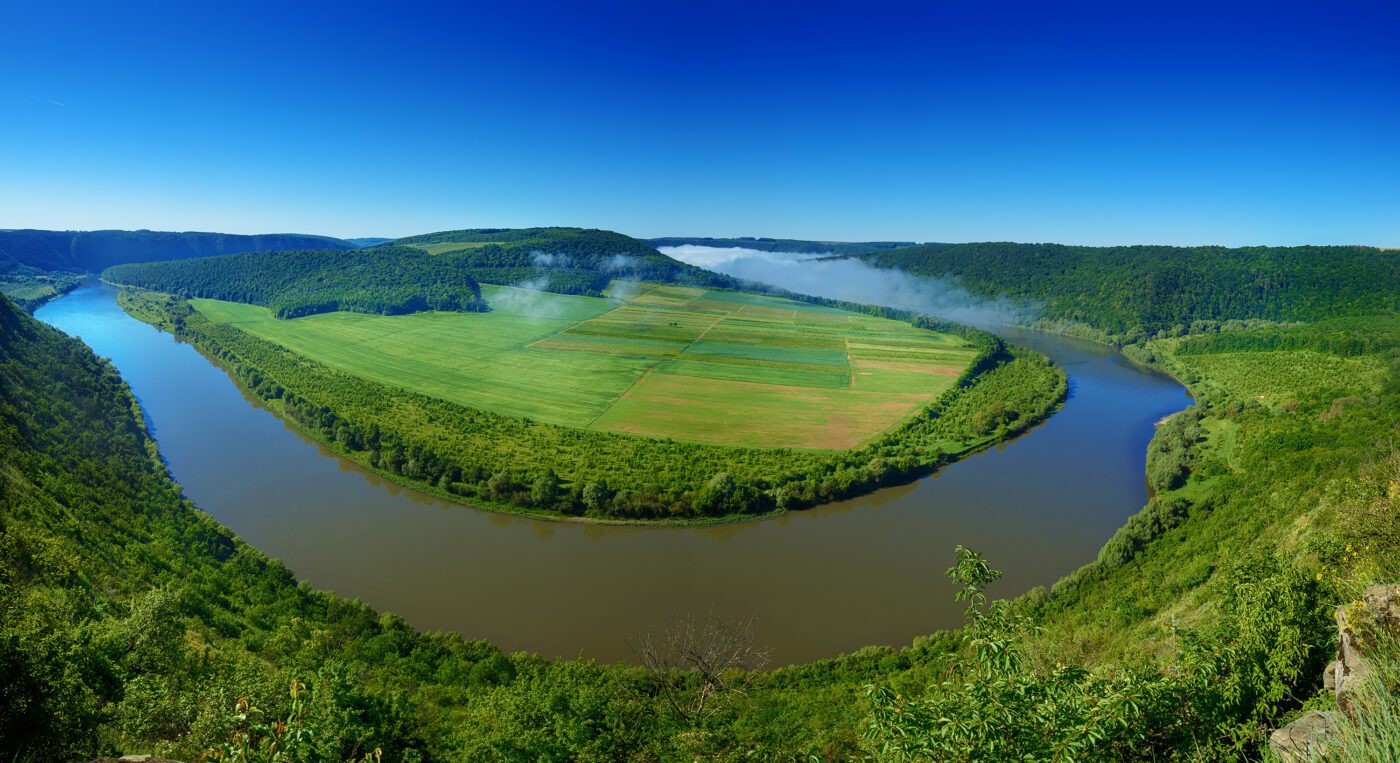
404,241 -> 497,255
191,284 -> 977,449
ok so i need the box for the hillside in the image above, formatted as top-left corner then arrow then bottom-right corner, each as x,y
8,280 -> 1397,760
104,247 -> 487,319
0,228 -> 353,273
854,242 -> 1400,336
649,236 -> 917,256
395,227 -> 740,295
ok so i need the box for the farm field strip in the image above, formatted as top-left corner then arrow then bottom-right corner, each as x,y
191,282 -> 976,448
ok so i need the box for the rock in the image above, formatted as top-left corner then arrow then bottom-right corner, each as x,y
1322,658 -> 1340,692
1364,583 -> 1400,630
1272,583 -> 1400,754
1268,710 -> 1338,762
1334,583 -> 1400,718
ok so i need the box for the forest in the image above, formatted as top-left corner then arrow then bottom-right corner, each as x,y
393,227 -> 743,295
647,236 -> 917,256
857,242 -> 1400,336
0,228 -> 353,272
5,282 -> 1397,760
104,247 -> 487,319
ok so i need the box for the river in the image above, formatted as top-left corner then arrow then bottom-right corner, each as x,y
37,282 -> 1189,664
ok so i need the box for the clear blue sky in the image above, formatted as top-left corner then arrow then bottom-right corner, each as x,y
3,1 -> 1397,246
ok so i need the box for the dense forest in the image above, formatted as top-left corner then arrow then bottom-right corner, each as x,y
855,242 -> 1400,336
6,282 -> 1397,760
0,228 -> 352,273
104,248 -> 487,319
647,236 -> 918,256
116,288 -> 1064,522
392,228 -> 743,296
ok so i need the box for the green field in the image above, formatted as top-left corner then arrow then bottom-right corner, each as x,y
191,283 -> 976,449
406,241 -> 498,255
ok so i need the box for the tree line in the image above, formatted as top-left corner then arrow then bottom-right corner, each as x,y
859,242 -> 1400,335
119,288 -> 1065,522
104,247 -> 487,319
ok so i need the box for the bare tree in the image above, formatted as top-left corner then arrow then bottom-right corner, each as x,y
633,609 -> 772,723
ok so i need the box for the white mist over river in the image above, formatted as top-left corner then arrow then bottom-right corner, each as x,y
660,245 -> 1033,327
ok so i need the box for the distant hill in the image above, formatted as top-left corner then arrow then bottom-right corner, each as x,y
648,236 -> 919,256
854,242 -> 1400,336
104,247 -> 486,319
395,227 -> 740,295
343,237 -> 395,248
0,229 -> 354,272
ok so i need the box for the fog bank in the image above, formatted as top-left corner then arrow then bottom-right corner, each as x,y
659,245 -> 1032,328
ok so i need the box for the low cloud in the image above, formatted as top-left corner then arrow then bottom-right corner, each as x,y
659,245 -> 1033,328
489,278 -> 573,319
608,278 -> 642,302
530,251 -> 572,268
601,253 -> 639,273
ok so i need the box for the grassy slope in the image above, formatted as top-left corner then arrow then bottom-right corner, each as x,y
1029,326 -> 1397,660
190,283 -> 977,449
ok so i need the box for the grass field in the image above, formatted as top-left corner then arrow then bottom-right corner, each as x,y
405,241 -> 498,255
191,283 -> 977,449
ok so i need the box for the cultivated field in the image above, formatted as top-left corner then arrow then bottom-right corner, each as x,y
191,284 -> 977,449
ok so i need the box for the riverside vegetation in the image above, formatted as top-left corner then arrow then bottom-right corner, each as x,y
103,228 -> 1066,521
3,232 -> 1397,760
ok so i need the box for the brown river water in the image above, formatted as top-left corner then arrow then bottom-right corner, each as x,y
38,282 -> 1189,664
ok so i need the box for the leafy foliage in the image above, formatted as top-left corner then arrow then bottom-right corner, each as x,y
863,548 -> 1333,761
104,247 -> 486,319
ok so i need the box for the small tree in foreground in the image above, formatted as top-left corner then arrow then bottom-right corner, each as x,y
633,610 -> 771,725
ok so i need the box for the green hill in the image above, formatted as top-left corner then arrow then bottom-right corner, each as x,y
7,229 -> 1400,759
396,227 -> 740,295
648,236 -> 918,256
0,228 -> 354,272
104,247 -> 487,319
855,242 -> 1400,336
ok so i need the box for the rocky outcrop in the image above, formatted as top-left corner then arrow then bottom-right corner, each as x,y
1269,583 -> 1400,762
1269,710 -> 1337,761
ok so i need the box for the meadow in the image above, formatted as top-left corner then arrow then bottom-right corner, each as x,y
192,283 -> 976,449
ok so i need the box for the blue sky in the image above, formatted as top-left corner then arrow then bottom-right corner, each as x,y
2,1 -> 1397,245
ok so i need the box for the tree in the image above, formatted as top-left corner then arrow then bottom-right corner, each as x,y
633,610 -> 771,724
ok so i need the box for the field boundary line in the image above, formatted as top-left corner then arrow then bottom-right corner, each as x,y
585,308 -> 732,430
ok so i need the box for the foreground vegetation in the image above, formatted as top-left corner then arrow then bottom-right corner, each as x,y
6,228 -> 1398,759
5,286 -> 1396,760
116,284 -> 1063,521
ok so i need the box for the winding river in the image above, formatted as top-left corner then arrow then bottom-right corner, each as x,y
37,282 -> 1189,664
